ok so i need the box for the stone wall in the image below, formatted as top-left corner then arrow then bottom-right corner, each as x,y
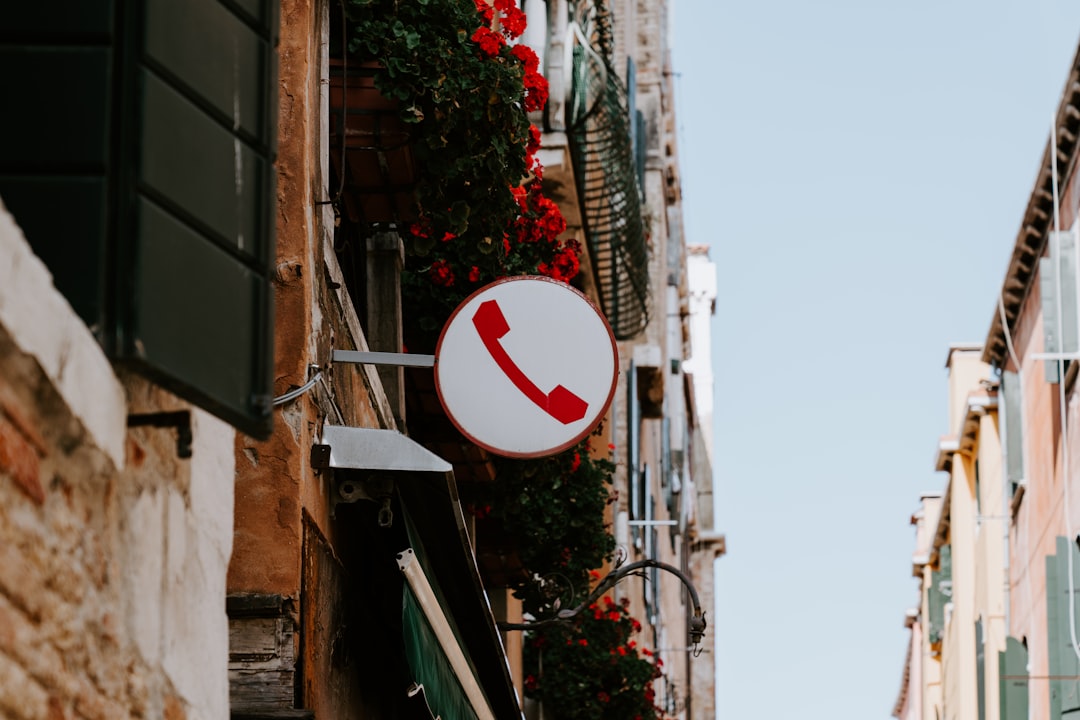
0,199 -> 236,720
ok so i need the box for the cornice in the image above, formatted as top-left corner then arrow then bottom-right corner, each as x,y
984,48 -> 1080,367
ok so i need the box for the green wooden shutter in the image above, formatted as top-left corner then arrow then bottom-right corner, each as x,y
1047,537 -> 1080,720
1041,231 -> 1078,384
928,573 -> 945,645
1042,253 -> 1062,383
1061,231 -> 1079,362
1000,636 -> 1029,720
941,544 -> 953,598
977,618 -> 987,720
1001,370 -> 1025,496
929,545 -> 953,646
0,0 -> 278,438
629,360 -> 642,548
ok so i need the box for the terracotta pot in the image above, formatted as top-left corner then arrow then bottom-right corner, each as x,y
328,58 -> 418,223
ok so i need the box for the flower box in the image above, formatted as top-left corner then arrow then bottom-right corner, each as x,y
328,58 -> 418,224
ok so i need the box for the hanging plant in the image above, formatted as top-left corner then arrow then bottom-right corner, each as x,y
524,596 -> 668,720
345,0 -> 578,349
475,436 -> 617,614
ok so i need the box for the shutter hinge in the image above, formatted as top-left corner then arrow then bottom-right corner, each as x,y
127,411 -> 193,459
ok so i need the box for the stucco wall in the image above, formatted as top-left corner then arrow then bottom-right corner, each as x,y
1008,258 -> 1074,720
0,199 -> 236,720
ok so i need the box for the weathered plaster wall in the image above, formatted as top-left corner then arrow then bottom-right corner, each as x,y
0,199 -> 236,720
228,2 -> 403,718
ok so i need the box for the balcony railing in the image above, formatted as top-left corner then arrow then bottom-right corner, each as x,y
566,0 -> 650,339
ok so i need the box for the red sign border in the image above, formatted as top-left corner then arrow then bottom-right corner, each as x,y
433,276 -> 619,459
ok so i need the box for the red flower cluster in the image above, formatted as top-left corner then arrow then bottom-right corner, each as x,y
526,123 -> 542,174
538,242 -> 581,283
523,68 -> 549,112
498,0 -> 527,38
428,259 -> 455,287
525,593 -> 664,719
473,0 -> 528,40
513,186 -> 567,244
471,26 -> 505,57
509,44 -> 549,113
473,0 -> 494,23
469,1 -> 546,113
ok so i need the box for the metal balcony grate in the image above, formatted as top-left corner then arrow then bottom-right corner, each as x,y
567,18 -> 650,340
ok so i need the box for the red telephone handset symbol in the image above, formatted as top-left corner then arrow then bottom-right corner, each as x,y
472,299 -> 589,425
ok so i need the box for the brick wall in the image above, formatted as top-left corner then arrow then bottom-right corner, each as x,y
0,200 -> 236,720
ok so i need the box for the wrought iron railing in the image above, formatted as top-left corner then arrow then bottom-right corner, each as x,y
567,0 -> 650,340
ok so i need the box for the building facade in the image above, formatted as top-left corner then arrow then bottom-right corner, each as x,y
0,1 -> 719,719
895,38 -> 1080,720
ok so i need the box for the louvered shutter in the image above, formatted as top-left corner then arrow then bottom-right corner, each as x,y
1041,231 -> 1078,384
1001,370 -> 1025,496
1047,537 -> 1080,719
999,636 -> 1029,720
0,0 -> 278,438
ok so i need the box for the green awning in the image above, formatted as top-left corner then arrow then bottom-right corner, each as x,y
401,555 -> 484,720
318,423 -> 522,719
397,508 -> 496,720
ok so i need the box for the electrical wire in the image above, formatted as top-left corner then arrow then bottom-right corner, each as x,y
272,371 -> 323,406
999,295 -> 1022,373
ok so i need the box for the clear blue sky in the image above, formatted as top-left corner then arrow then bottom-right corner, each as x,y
672,2 -> 1080,718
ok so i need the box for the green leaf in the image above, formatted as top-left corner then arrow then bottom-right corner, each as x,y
410,233 -> 436,256
449,200 -> 470,226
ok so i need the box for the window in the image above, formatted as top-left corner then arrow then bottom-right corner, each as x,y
0,0 -> 279,438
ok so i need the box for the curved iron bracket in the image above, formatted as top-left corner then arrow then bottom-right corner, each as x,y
498,558 -> 707,654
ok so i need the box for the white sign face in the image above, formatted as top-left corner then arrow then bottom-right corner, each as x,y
434,276 -> 618,458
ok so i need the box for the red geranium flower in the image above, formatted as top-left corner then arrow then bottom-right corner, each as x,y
474,0 -> 495,24
471,26 -> 505,57
511,44 -> 540,73
523,69 -> 549,112
500,5 -> 527,38
429,260 -> 455,287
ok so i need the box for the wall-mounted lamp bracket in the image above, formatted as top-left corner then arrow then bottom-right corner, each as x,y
498,557 -> 708,655
127,411 -> 192,459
